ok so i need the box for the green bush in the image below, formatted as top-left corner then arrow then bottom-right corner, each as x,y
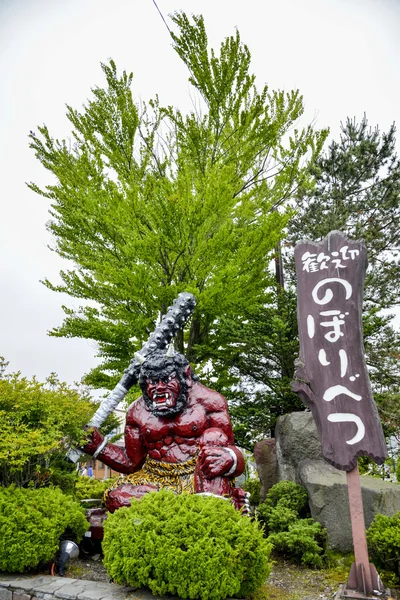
243,478 -> 261,506
257,481 -> 309,533
367,511 -> 400,578
257,481 -> 326,567
266,505 -> 298,533
0,486 -> 89,572
103,489 -> 272,600
46,457 -> 80,495
261,481 -> 309,516
267,519 -> 327,568
74,476 -> 116,500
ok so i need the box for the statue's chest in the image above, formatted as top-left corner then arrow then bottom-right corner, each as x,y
142,404 -> 207,443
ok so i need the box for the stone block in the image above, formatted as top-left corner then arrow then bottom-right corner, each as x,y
299,459 -> 400,552
0,588 -> 12,600
12,590 -> 33,598
53,581 -> 88,600
253,439 -> 278,501
31,578 -> 70,595
275,411 -> 323,483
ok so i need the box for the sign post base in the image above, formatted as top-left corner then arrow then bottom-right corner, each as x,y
346,465 -> 384,596
346,562 -> 384,597
335,582 -> 392,600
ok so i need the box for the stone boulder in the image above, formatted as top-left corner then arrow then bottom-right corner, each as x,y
299,459 -> 400,552
254,439 -> 279,501
275,411 -> 324,483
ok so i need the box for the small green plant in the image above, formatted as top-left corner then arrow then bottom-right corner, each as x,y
324,551 -> 354,584
74,476 -> 116,500
103,489 -> 272,600
0,486 -> 89,572
367,511 -> 400,579
257,481 -> 326,567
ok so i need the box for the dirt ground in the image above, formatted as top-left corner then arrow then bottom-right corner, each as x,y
63,554 -> 382,600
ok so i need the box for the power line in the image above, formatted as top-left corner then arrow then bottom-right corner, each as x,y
151,0 -> 172,36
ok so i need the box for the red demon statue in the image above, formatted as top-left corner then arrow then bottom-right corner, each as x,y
82,347 -> 248,513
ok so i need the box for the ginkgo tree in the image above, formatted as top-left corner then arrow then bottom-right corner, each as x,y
28,12 -> 327,388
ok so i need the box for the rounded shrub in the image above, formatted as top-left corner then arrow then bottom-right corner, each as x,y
102,489 -> 272,600
261,481 -> 309,515
267,518 -> 327,568
257,480 -> 309,533
256,481 -> 326,567
367,511 -> 400,578
0,486 -> 89,572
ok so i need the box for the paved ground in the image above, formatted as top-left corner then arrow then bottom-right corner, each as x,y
0,574 -> 164,600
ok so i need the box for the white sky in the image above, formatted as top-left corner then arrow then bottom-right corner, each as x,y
1,0 -> 399,387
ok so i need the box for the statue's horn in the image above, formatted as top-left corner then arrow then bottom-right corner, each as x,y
166,343 -> 175,358
134,351 -> 146,365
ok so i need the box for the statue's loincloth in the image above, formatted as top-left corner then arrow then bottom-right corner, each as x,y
104,455 -> 198,504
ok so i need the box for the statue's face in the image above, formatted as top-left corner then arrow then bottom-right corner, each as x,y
139,353 -> 191,418
145,370 -> 181,413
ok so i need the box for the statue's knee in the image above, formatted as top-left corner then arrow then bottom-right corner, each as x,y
106,483 -> 158,513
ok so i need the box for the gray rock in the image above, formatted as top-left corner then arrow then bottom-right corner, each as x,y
53,581 -> 92,600
275,411 -> 324,483
253,439 -> 278,501
299,459 -> 400,552
0,588 -> 12,600
32,579 -> 70,594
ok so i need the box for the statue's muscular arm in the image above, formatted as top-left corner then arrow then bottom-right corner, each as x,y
196,388 -> 245,479
81,407 -> 147,475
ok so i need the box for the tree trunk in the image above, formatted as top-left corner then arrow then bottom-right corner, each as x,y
186,316 -> 201,362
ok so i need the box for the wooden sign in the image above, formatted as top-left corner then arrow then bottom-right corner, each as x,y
292,231 -> 387,471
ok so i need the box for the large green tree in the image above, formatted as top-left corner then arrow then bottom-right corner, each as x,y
224,117 -> 400,447
205,286 -> 301,449
28,13 -> 326,388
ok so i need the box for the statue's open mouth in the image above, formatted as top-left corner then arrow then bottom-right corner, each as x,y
152,392 -> 173,408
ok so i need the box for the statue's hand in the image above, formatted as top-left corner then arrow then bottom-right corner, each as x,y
197,446 -> 234,479
80,426 -> 104,455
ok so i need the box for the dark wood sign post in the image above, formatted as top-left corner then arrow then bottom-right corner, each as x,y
292,231 -> 387,597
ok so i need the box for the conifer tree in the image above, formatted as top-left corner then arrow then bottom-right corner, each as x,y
28,13 -> 326,389
290,117 -> 400,438
223,117 -> 400,447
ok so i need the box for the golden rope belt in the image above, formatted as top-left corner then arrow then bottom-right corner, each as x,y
104,455 -> 198,503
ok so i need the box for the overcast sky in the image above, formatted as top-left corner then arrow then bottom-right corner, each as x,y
1,0 -> 399,387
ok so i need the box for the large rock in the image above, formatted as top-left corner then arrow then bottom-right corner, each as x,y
299,459 -> 400,552
275,411 -> 324,483
254,439 -> 279,501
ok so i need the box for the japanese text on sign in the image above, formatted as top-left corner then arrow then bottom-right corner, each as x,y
292,231 -> 387,471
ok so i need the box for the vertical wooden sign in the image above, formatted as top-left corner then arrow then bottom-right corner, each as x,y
292,231 -> 387,471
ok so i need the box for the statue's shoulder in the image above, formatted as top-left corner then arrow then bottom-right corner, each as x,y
126,396 -> 147,424
189,382 -> 228,412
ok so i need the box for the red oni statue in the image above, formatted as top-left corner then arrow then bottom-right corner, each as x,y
82,348 -> 248,513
